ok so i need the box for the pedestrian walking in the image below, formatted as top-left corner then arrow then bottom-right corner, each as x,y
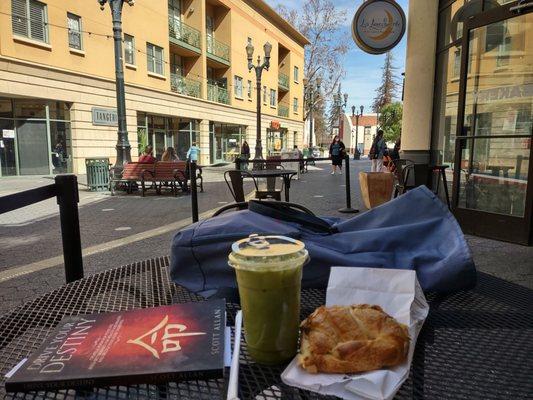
240,141 -> 250,170
161,147 -> 179,161
369,130 -> 387,172
186,142 -> 200,162
329,135 -> 345,175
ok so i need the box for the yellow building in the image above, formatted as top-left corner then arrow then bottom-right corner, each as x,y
0,0 -> 308,176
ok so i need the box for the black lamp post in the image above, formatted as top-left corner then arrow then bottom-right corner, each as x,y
246,39 -> 272,160
352,105 -> 364,160
98,0 -> 134,170
303,77 -> 322,149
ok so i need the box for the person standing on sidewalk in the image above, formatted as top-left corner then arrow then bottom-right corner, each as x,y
240,141 -> 250,170
329,135 -> 345,174
370,130 -> 387,172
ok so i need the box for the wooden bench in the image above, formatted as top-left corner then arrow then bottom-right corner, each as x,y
140,161 -> 204,196
109,162 -> 155,195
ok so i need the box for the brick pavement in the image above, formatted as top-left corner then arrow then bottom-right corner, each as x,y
0,160 -> 532,315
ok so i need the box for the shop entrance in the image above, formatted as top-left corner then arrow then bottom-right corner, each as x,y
210,122 -> 244,163
266,127 -> 288,156
453,6 -> 532,244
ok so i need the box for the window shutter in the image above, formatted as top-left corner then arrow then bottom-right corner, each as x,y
12,0 -> 28,37
29,0 -> 47,42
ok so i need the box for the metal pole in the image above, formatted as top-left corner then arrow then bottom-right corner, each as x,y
190,161 -> 199,223
55,174 -> 84,283
254,67 -> 263,160
309,97 -> 313,149
338,155 -> 359,213
110,0 -> 131,169
355,114 -> 360,160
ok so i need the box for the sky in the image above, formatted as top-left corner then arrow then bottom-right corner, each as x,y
266,0 -> 409,115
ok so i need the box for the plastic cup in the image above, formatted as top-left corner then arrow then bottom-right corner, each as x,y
228,234 -> 309,365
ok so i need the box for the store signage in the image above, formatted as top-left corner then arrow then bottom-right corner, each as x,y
2,129 -> 15,139
475,83 -> 533,103
352,0 -> 406,55
270,121 -> 281,130
92,107 -> 118,126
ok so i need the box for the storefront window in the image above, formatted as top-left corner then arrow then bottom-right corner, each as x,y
211,123 -> 244,163
138,112 -> 198,161
431,46 -> 461,166
0,98 -> 71,176
267,129 -> 288,155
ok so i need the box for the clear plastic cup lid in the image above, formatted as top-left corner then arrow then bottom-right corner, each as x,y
231,234 -> 305,258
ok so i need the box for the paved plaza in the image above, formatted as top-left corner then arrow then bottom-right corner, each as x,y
1,160 -> 532,315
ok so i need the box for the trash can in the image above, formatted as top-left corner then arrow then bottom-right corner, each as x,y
85,157 -> 110,192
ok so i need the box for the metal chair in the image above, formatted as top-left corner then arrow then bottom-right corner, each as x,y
393,159 -> 430,197
223,170 -> 282,203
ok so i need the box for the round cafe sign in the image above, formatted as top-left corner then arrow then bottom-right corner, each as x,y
352,0 -> 406,55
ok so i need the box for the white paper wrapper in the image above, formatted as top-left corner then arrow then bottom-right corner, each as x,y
281,267 -> 429,400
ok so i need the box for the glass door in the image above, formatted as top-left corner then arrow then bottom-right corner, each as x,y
453,6 -> 532,244
16,120 -> 50,175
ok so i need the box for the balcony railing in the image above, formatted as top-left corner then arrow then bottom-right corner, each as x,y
168,18 -> 201,51
170,73 -> 202,98
207,82 -> 230,104
206,36 -> 230,64
278,104 -> 289,118
278,73 -> 290,91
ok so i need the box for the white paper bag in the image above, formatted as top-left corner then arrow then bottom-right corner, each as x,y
281,267 -> 429,400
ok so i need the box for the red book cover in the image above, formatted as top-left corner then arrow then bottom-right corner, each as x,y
6,300 -> 225,392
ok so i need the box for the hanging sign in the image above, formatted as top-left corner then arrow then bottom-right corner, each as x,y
352,0 -> 406,55
270,121 -> 281,130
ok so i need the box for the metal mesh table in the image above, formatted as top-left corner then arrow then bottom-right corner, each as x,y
1,258 -> 532,399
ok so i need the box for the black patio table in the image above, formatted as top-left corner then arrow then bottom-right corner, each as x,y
1,258 -> 532,399
245,169 -> 298,202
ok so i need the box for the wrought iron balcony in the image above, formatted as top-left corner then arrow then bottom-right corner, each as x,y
278,73 -> 290,91
207,82 -> 230,104
278,104 -> 289,118
206,36 -> 230,65
170,73 -> 202,98
168,18 -> 201,52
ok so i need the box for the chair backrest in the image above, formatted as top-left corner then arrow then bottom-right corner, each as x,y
401,162 -> 430,188
154,161 -> 186,180
224,170 -> 259,202
123,163 -> 154,180
224,170 -> 246,202
267,155 -> 282,168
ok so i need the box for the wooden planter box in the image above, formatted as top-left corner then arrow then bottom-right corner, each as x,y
359,171 -> 394,209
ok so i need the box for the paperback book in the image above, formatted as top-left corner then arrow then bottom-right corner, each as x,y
6,300 -> 226,392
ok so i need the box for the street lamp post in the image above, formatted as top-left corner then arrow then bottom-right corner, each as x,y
352,105 -> 364,160
303,78 -> 322,150
98,0 -> 134,170
333,89 -> 348,140
246,39 -> 272,160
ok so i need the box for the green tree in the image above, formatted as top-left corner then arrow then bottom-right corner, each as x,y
379,102 -> 403,143
372,52 -> 400,113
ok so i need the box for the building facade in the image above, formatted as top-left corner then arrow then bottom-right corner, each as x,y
402,0 -> 532,244
0,0 -> 308,176
342,113 -> 378,156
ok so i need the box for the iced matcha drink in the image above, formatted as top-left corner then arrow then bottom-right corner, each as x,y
229,235 -> 308,365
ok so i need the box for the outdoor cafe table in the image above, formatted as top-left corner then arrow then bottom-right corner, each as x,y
245,169 -> 298,202
1,258 -> 532,399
